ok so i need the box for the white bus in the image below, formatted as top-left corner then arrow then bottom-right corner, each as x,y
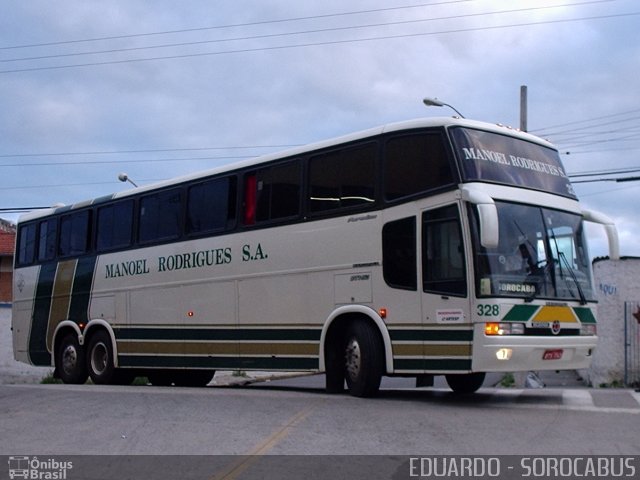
12,117 -> 619,396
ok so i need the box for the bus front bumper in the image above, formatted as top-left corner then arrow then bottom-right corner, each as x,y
472,327 -> 597,372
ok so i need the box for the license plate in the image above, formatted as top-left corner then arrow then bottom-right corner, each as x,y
543,349 -> 563,360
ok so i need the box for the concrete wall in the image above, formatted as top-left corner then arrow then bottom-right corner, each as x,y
589,257 -> 640,387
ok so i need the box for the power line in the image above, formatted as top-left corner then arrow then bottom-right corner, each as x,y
531,108 -> 640,135
2,10 -> 638,75
0,1 -> 611,65
0,178 -> 165,191
569,166 -> 640,178
0,0 -> 476,50
0,145 -> 299,159
0,154 -> 252,168
0,207 -> 52,213
572,176 -> 640,184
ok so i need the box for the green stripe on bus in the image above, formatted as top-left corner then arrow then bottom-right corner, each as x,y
573,307 -> 596,324
29,263 -> 57,366
502,304 -> 539,322
68,256 -> 97,325
389,329 -> 473,342
393,358 -> 472,371
115,327 -> 322,341
118,355 -> 319,370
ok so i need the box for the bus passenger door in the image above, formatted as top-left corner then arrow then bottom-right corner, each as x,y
420,203 -> 474,373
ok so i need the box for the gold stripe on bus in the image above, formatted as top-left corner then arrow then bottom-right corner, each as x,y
117,341 -> 319,356
393,344 -> 472,357
46,259 -> 77,352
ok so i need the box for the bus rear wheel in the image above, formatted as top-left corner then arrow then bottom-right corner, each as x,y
56,333 -> 88,384
445,372 -> 486,394
343,320 -> 383,398
86,330 -> 117,385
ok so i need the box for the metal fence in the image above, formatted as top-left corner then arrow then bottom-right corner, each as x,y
624,301 -> 640,387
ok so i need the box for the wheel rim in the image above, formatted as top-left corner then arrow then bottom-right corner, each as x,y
61,345 -> 78,376
345,337 -> 361,382
90,341 -> 109,376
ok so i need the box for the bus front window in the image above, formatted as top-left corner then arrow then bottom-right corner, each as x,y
470,201 -> 594,302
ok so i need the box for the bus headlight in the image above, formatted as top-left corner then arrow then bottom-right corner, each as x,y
496,348 -> 513,360
485,322 -> 524,335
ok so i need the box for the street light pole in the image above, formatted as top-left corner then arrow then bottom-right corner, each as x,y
422,97 -> 465,118
118,173 -> 138,188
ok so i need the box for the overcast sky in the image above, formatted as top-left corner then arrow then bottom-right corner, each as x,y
0,0 -> 638,258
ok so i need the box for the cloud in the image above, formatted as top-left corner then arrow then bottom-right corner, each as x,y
0,0 -> 638,259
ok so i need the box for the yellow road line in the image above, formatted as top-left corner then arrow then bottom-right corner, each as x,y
209,402 -> 318,480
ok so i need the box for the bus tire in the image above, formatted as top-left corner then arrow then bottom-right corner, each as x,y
86,330 -> 116,385
55,332 -> 88,384
445,372 -> 486,394
344,320 -> 383,398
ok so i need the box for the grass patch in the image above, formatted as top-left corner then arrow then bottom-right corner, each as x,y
40,371 -> 63,384
598,379 -> 625,388
499,373 -> 516,388
132,376 -> 149,386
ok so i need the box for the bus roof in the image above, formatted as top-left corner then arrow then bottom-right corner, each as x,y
17,116 -> 554,223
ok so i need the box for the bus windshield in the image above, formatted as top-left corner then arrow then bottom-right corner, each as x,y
470,201 -> 594,302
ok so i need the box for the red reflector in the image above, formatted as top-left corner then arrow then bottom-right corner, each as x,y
542,349 -> 563,360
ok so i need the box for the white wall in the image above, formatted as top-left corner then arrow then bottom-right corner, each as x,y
589,258 -> 640,386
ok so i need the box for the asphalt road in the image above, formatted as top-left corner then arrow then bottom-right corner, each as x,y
2,374 -> 639,457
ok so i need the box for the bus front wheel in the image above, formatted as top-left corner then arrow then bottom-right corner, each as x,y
55,333 -> 88,384
445,372 -> 486,394
343,320 -> 384,398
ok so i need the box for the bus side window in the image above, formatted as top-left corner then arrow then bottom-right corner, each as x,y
38,218 -> 57,262
139,188 -> 182,244
422,205 -> 467,297
382,217 -> 417,290
187,176 -> 237,235
59,210 -> 91,257
17,223 -> 37,266
384,132 -> 453,201
244,160 -> 301,225
97,200 -> 134,251
308,143 -> 377,213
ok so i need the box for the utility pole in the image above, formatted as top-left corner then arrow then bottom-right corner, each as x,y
520,85 -> 528,132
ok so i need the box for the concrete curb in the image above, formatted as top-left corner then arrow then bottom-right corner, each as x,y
209,371 -> 316,387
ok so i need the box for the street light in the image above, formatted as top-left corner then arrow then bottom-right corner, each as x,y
422,97 -> 465,118
118,172 -> 138,187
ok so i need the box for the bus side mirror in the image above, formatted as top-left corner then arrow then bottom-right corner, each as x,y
581,208 -> 620,260
460,187 -> 499,249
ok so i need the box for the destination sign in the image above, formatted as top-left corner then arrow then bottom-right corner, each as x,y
450,127 -> 577,199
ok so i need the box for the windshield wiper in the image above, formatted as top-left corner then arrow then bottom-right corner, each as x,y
558,251 -> 587,305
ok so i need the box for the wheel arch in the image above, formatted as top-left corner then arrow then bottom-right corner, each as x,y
52,320 -> 83,364
319,305 -> 393,374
